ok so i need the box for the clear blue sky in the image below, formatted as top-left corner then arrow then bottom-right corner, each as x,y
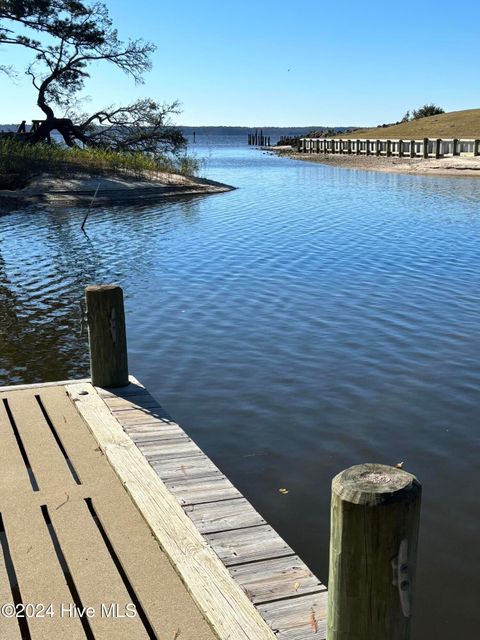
1,0 -> 480,126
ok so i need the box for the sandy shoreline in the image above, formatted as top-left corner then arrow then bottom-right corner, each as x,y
0,171 -> 234,207
272,149 -> 480,177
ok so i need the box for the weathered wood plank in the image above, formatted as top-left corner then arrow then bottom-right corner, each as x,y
122,427 -> 188,443
165,475 -> 242,506
185,498 -> 266,534
103,395 -> 162,411
206,525 -> 294,566
229,556 -> 325,604
109,408 -> 170,424
257,592 -> 328,640
152,455 -> 222,482
68,382 -> 277,640
138,439 -> 202,460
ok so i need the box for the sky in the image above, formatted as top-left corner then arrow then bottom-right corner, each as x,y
1,0 -> 480,127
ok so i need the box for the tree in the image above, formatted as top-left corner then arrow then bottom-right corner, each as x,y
411,104 -> 445,120
0,0 -> 185,152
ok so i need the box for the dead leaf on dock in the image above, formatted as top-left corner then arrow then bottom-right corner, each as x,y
309,608 -> 318,633
294,581 -> 300,591
172,629 -> 180,640
279,488 -> 289,494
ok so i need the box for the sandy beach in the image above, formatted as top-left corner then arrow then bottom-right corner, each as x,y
272,149 -> 480,177
0,171 -> 234,207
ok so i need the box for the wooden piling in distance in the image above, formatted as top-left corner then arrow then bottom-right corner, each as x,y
327,463 -> 421,640
423,138 -> 429,159
85,284 -> 129,387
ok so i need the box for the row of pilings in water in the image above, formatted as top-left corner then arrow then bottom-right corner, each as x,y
247,130 -> 271,147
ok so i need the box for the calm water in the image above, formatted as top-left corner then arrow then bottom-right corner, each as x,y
1,140 -> 479,637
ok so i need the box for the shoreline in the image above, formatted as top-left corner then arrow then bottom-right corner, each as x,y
272,149 -> 480,177
0,171 -> 235,207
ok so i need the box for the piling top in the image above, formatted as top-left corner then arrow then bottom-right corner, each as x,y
85,283 -> 121,293
332,463 -> 421,506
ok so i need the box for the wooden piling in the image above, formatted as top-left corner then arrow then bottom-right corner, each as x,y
327,463 -> 421,640
435,138 -> 441,159
85,284 -> 129,387
423,138 -> 429,159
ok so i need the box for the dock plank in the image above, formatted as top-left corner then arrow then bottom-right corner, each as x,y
229,556 -> 325,604
165,475 -> 243,506
257,592 -> 328,640
185,498 -> 266,534
206,525 -> 294,566
150,454 -> 220,482
139,438 -> 202,459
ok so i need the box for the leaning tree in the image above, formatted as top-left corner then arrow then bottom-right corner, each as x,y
0,0 -> 186,152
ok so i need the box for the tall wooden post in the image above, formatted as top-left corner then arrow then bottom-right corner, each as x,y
386,140 -> 392,157
452,138 -> 458,156
85,284 -> 129,388
435,138 -> 441,159
474,139 -> 480,157
423,138 -> 429,159
410,140 -> 416,158
398,140 -> 404,157
327,463 -> 421,640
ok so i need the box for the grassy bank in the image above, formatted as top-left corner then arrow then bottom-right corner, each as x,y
336,108 -> 480,140
0,139 -> 199,190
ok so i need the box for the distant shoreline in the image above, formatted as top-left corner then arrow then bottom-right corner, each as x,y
271,149 -> 480,177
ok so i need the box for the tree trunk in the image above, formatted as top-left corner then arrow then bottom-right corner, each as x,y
29,118 -> 91,147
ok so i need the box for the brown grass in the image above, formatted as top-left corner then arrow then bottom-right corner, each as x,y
336,108 -> 480,139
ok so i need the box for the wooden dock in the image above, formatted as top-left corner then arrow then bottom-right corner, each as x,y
0,375 -> 328,639
0,284 -> 423,640
0,380 -> 216,640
